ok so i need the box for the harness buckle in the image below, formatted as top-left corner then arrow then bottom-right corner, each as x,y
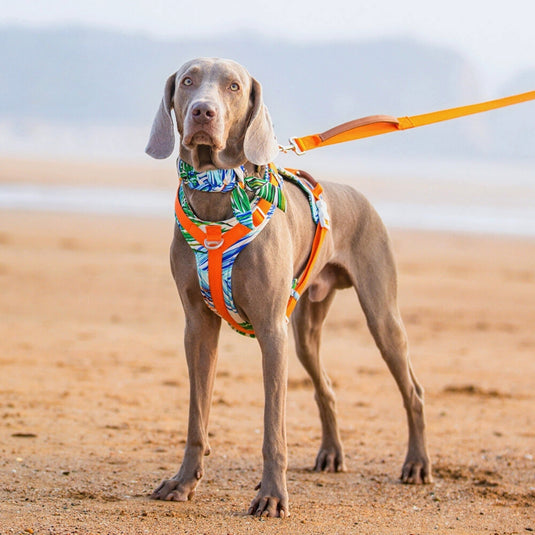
204,238 -> 224,250
316,198 -> 331,229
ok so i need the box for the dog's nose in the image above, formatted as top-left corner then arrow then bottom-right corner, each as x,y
191,101 -> 217,124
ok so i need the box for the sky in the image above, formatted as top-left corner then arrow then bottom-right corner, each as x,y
1,0 -> 534,89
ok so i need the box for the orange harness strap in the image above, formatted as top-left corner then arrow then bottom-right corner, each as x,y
286,214 -> 328,318
283,171 -> 330,319
174,193 -> 255,335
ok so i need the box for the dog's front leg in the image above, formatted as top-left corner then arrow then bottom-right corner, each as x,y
248,322 -> 290,518
151,309 -> 221,502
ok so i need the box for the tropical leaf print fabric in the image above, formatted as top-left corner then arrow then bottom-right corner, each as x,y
178,160 -> 286,230
175,162 -> 284,336
175,161 -> 326,338
178,160 -> 239,192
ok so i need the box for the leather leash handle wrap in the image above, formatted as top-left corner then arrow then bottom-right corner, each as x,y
289,90 -> 535,153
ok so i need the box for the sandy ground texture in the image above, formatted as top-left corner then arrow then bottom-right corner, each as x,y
1,160 -> 534,534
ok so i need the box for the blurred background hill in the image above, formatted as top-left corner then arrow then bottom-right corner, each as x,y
0,25 -> 533,161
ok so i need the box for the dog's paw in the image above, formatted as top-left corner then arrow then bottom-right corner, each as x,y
247,482 -> 290,518
150,475 -> 199,501
401,456 -> 433,484
314,445 -> 346,473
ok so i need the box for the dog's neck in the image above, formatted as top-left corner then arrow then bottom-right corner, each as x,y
179,159 -> 266,222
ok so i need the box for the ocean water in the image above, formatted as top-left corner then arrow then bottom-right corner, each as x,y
0,184 -> 172,218
1,166 -> 534,237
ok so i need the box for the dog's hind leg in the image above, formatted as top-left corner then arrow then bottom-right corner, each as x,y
350,223 -> 432,484
291,288 -> 346,472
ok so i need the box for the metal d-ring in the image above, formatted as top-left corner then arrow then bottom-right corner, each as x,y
204,238 -> 224,250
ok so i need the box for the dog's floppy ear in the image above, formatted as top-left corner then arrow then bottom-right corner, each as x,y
243,78 -> 279,165
145,73 -> 177,159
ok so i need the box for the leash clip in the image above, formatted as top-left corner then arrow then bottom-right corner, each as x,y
279,137 -> 305,156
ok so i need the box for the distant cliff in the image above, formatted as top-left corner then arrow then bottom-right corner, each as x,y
0,26 -> 533,159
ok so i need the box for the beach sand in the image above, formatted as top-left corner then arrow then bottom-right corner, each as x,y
1,158 -> 534,534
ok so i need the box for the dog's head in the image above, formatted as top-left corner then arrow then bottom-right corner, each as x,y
145,58 -> 279,171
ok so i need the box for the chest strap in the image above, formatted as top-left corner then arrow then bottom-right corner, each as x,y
175,202 -> 261,336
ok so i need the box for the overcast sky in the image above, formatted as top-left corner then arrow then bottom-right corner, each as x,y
2,0 -> 534,88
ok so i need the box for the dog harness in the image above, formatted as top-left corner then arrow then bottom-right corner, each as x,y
174,159 -> 330,337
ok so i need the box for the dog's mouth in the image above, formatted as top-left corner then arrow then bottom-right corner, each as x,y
183,131 -> 224,171
194,144 -> 216,170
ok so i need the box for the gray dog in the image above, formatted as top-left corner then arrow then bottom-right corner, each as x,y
145,57 -> 431,518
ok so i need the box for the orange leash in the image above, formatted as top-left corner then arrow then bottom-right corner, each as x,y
281,90 -> 535,154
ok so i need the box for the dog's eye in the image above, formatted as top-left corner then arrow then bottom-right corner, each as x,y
182,77 -> 193,87
230,82 -> 240,92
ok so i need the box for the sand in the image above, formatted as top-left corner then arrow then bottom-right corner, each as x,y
1,158 -> 534,534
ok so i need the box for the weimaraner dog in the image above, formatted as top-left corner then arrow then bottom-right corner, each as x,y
145,57 -> 431,518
